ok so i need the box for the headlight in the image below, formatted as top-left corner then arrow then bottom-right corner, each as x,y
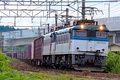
99,24 -> 106,30
79,24 -> 85,29
99,26 -> 104,30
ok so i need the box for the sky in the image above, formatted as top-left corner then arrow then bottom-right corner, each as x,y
0,0 -> 120,29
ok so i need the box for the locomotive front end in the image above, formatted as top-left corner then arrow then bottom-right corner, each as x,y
71,20 -> 109,71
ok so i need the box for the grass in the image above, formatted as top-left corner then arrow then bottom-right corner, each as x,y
0,51 -> 93,80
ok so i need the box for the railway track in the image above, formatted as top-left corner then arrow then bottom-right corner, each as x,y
10,61 -> 120,80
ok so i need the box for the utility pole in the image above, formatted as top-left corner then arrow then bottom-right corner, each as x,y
14,16 -> 16,27
90,7 -> 95,20
108,2 -> 110,18
38,20 -> 42,37
55,13 -> 58,26
47,24 -> 49,33
82,0 -> 85,20
38,26 -> 41,37
66,8 -> 69,24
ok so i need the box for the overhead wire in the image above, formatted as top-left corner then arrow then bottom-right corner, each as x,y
2,0 -> 120,27
95,2 -> 120,18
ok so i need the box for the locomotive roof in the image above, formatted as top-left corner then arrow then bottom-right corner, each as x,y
55,27 -> 72,34
43,24 -> 109,37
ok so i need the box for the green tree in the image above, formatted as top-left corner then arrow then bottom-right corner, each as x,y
105,52 -> 120,74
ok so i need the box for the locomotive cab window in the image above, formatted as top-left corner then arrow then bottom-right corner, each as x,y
96,31 -> 107,38
73,30 -> 87,37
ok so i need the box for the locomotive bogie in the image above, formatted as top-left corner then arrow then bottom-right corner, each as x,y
71,54 -> 106,71
71,54 -> 106,66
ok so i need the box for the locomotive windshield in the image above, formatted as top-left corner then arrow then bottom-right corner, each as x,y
96,31 -> 107,38
73,30 -> 107,38
74,30 -> 87,37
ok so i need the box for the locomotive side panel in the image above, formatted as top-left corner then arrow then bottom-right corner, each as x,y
43,38 -> 51,55
55,32 -> 71,54
43,33 -> 52,55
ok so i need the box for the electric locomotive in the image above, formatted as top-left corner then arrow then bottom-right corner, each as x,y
41,19 -> 109,71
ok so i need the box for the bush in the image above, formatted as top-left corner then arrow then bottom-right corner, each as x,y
0,51 -> 11,72
105,52 -> 120,74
